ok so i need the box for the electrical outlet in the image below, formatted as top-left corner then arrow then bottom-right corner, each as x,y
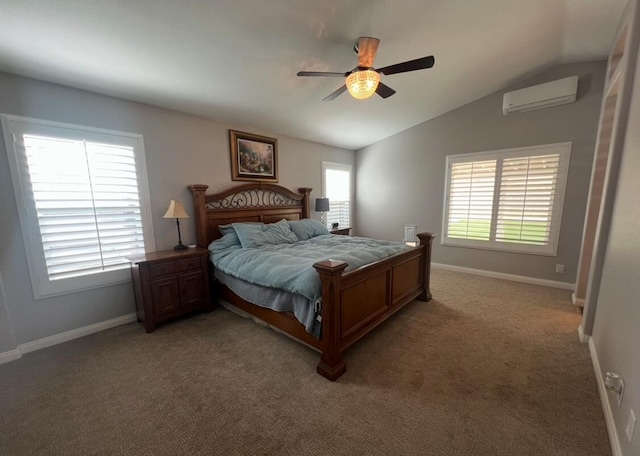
626,409 -> 636,442
555,264 -> 565,273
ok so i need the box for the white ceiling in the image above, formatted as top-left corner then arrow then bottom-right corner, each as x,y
0,0 -> 626,150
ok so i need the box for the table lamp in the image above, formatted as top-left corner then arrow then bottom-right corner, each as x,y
315,197 -> 330,226
163,200 -> 189,250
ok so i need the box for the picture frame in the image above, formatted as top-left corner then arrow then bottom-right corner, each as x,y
404,224 -> 417,243
229,130 -> 278,183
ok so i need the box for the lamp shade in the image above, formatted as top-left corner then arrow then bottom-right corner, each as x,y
163,200 -> 189,219
315,198 -> 330,212
346,69 -> 380,100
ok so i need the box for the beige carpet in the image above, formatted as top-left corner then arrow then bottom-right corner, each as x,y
0,270 -> 610,456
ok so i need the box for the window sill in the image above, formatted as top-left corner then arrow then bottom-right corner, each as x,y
441,239 -> 557,257
32,269 -> 133,300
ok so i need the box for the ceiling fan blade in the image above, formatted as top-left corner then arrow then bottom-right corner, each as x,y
357,37 -> 380,68
377,56 -> 435,76
297,71 -> 347,77
376,82 -> 396,99
322,85 -> 348,101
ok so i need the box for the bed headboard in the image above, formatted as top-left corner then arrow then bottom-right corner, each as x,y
188,183 -> 312,248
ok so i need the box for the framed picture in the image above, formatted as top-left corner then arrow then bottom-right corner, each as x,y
229,130 -> 278,182
404,225 -> 417,243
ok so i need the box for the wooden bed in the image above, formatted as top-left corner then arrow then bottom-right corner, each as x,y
189,183 -> 435,380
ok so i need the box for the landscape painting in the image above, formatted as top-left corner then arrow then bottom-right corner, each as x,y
229,130 -> 278,182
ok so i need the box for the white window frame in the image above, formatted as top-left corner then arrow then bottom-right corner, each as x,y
1,114 -> 155,299
321,161 -> 353,230
442,142 -> 571,256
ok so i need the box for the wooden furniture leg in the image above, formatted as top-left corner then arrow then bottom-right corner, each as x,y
313,260 -> 348,380
417,232 -> 436,301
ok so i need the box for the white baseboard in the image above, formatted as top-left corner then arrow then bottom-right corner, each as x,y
0,313 -> 136,365
572,292 -> 586,307
578,324 -> 590,343
431,263 -> 574,290
589,338 -> 623,456
0,348 -> 21,364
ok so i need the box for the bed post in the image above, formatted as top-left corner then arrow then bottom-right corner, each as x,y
417,232 -> 436,302
188,184 -> 209,249
313,259 -> 348,381
298,187 -> 312,219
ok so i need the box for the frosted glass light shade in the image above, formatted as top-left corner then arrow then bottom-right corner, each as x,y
346,70 -> 380,100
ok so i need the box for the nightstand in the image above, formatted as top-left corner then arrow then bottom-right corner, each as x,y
127,248 -> 211,333
330,227 -> 351,235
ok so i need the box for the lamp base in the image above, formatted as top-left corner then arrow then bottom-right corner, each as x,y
174,243 -> 188,251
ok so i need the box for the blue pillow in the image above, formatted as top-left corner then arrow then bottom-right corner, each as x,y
233,219 -> 299,248
288,219 -> 330,241
209,230 -> 241,249
218,222 -> 263,236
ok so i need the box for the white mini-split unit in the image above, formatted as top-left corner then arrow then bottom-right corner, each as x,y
502,75 -> 579,115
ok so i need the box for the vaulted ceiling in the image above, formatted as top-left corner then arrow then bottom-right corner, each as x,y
0,0 -> 626,150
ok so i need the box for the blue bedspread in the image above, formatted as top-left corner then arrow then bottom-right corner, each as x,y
211,235 -> 410,305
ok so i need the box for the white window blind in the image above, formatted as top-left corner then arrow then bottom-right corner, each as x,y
447,159 -> 496,241
25,135 -> 146,280
2,115 -> 154,298
322,162 -> 352,229
496,154 -> 561,246
443,143 -> 570,255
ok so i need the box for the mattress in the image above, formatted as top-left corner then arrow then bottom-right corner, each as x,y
214,268 -> 320,337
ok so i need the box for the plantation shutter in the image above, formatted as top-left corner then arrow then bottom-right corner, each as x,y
24,135 -> 146,281
325,167 -> 351,229
442,143 -> 570,255
495,154 -> 561,246
446,159 -> 496,240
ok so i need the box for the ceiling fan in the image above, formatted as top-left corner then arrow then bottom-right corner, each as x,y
297,37 -> 435,101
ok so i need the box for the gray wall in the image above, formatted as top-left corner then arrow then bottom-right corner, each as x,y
0,72 -> 353,349
591,42 -> 640,456
0,273 -> 17,353
355,61 -> 606,283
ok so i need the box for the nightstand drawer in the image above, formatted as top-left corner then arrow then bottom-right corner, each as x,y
149,262 -> 176,278
177,257 -> 202,272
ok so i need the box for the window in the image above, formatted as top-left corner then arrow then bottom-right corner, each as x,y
2,114 -> 155,298
442,142 -> 571,256
322,162 -> 352,229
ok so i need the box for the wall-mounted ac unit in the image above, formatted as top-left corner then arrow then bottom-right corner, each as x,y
503,75 -> 579,115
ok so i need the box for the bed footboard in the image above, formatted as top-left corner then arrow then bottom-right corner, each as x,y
313,232 -> 435,381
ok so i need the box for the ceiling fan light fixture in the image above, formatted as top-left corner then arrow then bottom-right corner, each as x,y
346,69 -> 380,100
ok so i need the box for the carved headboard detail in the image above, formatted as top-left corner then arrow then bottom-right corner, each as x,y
188,183 -> 312,248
